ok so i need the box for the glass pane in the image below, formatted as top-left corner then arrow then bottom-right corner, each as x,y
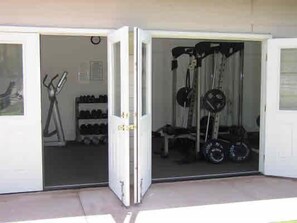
113,42 -> 121,117
279,49 -> 297,110
0,44 -> 23,116
142,43 -> 147,116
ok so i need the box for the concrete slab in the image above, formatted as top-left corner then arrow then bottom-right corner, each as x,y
1,176 -> 297,223
0,190 -> 87,223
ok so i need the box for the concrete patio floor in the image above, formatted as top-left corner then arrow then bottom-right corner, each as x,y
1,176 -> 297,223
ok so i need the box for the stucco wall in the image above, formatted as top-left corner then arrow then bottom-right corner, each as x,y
0,0 -> 297,37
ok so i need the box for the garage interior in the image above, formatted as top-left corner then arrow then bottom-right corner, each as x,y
40,34 -> 262,188
41,35 -> 109,188
151,38 -> 261,180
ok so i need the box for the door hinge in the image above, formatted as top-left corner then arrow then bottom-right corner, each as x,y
120,181 -> 124,202
118,124 -> 137,131
140,178 -> 143,201
121,112 -> 129,119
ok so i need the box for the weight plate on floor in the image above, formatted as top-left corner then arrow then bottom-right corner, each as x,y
201,139 -> 226,164
207,146 -> 225,164
229,142 -> 250,162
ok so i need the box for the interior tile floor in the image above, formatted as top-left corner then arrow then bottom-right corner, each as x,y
1,176 -> 297,223
44,137 -> 259,187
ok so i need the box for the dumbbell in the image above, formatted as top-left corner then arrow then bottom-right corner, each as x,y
85,110 -> 91,119
100,135 -> 108,144
91,136 -> 100,145
83,137 -> 91,145
80,124 -> 88,135
93,124 -> 100,134
98,95 -> 104,103
90,95 -> 95,103
101,111 -> 107,119
92,109 -> 102,119
103,95 -> 108,103
85,124 -> 93,134
91,109 -> 97,119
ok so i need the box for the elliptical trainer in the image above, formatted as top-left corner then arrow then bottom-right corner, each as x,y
43,71 -> 68,147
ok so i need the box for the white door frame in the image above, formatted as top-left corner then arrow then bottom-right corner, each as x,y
0,26 -> 272,191
147,29 -> 272,174
0,26 -> 115,192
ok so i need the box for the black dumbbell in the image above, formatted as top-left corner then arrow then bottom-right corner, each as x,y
91,109 -> 97,119
98,95 -> 104,103
86,95 -> 91,103
83,137 -> 91,145
80,124 -> 88,135
90,95 -> 95,103
103,95 -> 108,103
92,136 -> 100,145
85,110 -> 91,119
86,124 -> 93,134
97,109 -> 102,118
93,124 -> 100,134
79,96 -> 84,103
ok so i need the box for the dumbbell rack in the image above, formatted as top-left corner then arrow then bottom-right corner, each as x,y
75,97 -> 108,144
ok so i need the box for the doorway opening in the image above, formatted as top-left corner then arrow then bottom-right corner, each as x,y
40,35 -> 109,189
151,38 -> 262,181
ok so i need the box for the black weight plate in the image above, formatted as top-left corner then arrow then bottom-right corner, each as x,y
229,142 -> 250,162
176,87 -> 192,107
200,115 -> 214,127
201,139 -> 226,161
203,89 -> 226,113
208,146 -> 225,164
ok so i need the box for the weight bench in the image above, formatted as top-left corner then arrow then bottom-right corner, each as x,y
161,125 -> 230,158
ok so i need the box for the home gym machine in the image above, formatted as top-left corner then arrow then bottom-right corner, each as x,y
200,42 -> 250,164
161,42 -> 250,164
162,42 -> 220,159
43,71 -> 68,147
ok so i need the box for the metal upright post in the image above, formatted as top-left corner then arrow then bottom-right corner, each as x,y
195,65 -> 201,155
172,58 -> 177,127
238,47 -> 244,127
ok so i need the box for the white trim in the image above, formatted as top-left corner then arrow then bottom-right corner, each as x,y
0,26 -> 114,36
259,40 -> 268,173
148,30 -> 272,41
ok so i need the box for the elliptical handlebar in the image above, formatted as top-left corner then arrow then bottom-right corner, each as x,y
56,71 -> 68,94
43,74 -> 59,89
42,72 -> 68,95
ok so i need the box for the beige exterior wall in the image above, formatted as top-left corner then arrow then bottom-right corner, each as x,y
0,0 -> 297,37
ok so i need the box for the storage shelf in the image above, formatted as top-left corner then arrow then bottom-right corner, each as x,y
75,96 -> 108,142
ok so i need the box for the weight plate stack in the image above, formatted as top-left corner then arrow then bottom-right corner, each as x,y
229,142 -> 251,162
201,139 -> 226,164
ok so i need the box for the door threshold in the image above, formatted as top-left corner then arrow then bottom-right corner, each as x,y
152,171 -> 261,183
44,182 -> 108,191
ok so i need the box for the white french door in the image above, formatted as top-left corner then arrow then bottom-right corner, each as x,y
265,38 -> 297,178
133,27 -> 152,203
107,26 -> 130,206
0,33 -> 42,193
